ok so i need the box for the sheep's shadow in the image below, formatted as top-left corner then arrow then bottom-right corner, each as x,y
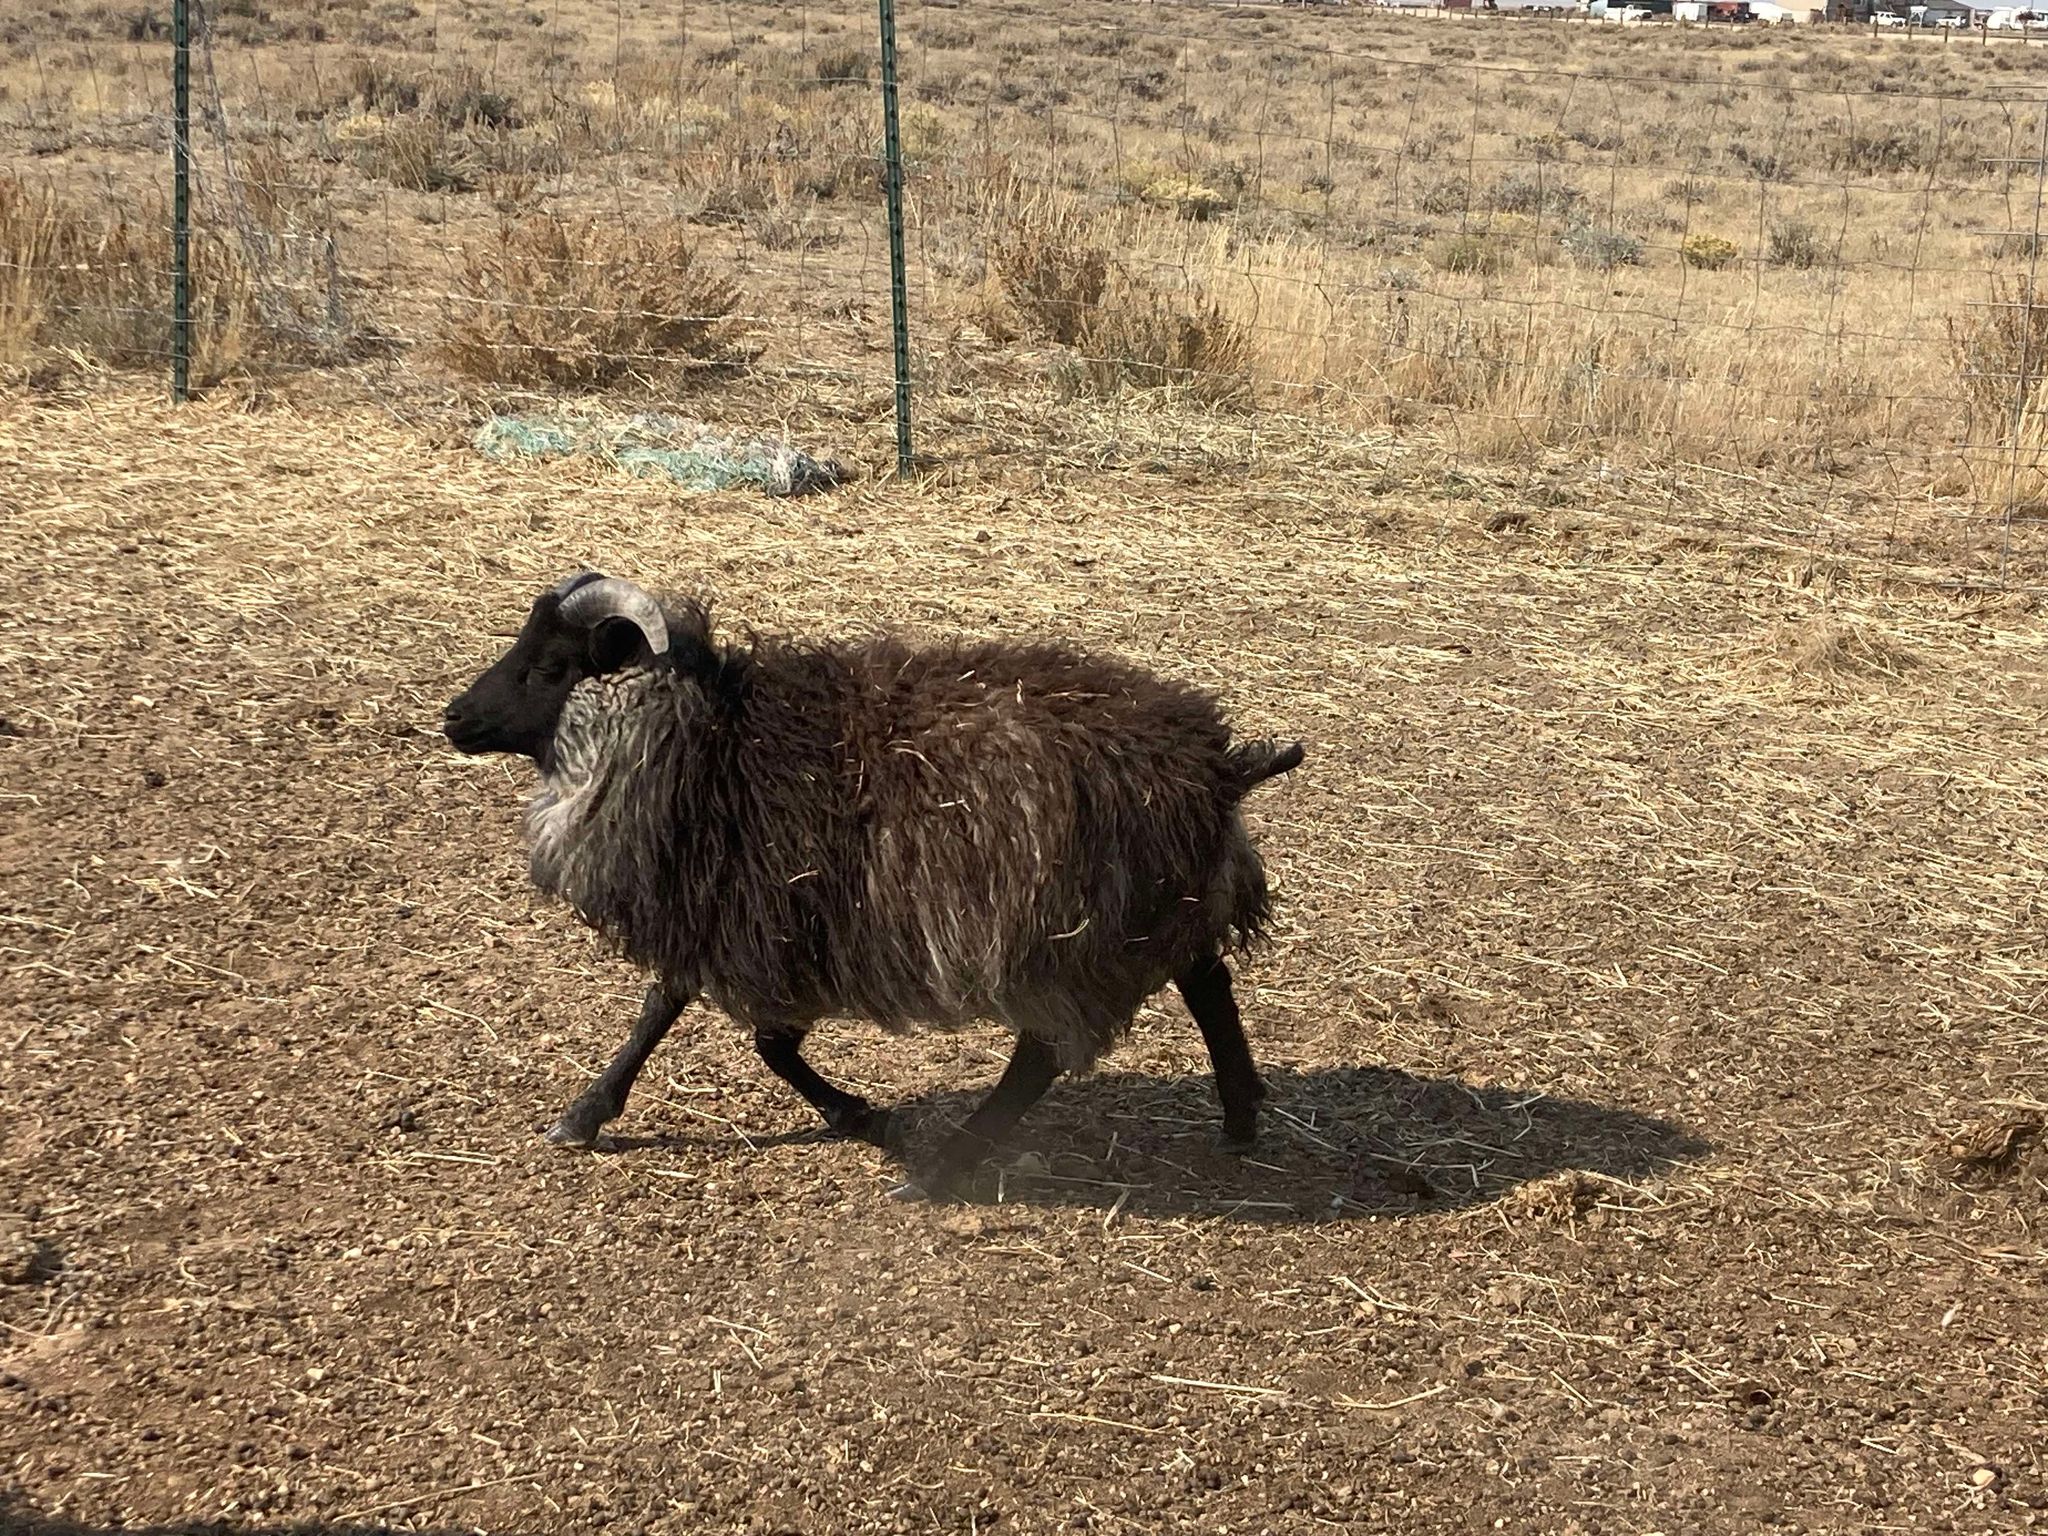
880,1065 -> 1709,1221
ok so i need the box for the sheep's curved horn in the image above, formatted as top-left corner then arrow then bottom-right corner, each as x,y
557,576 -> 670,656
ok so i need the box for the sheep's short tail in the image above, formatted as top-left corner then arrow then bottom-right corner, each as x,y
1227,738 -> 1305,796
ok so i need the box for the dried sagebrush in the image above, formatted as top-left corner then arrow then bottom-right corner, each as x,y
987,197 -> 1251,405
439,213 -> 746,389
987,199 -> 1108,347
1068,279 -> 1255,407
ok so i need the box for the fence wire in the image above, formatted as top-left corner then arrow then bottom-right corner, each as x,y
5,0 -> 2048,585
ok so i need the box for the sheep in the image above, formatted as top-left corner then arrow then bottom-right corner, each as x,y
441,571 -> 1304,1198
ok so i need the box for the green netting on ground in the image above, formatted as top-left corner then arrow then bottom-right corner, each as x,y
473,412 -> 846,497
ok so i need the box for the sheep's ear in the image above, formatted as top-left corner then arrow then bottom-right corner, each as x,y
585,615 -> 651,675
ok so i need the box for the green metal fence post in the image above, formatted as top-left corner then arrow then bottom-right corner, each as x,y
171,0 -> 192,402
877,0 -> 913,476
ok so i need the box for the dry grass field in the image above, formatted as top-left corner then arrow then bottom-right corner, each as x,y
12,0 -> 2048,534
4,3 -> 2048,1535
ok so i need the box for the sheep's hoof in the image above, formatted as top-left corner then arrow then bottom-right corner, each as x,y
544,1103 -> 609,1148
915,1158 -> 979,1204
826,1100 -> 899,1150
893,1170 -> 971,1205
1218,1121 -> 1260,1154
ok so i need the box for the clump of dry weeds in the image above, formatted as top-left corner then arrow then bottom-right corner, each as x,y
439,213 -> 747,389
318,54 -> 549,193
1754,616 -> 1916,689
1949,276 -> 2048,440
807,46 -> 871,91
672,92 -> 875,213
1498,1170 -> 1599,1227
1067,280 -> 1254,406
986,200 -> 1107,346
1929,1114 -> 2044,1192
0,173 -> 341,383
983,196 -> 1253,405
332,111 -> 483,194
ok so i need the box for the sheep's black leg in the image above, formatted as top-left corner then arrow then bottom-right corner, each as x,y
1177,955 -> 1266,1148
545,982 -> 689,1147
917,1033 -> 1063,1199
754,1028 -> 895,1147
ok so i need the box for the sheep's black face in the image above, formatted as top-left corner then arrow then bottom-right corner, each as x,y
443,595 -> 649,765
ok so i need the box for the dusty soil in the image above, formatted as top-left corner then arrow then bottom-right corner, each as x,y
3,389 -> 2047,1535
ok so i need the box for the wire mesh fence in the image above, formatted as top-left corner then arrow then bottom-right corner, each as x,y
7,0 -> 2048,585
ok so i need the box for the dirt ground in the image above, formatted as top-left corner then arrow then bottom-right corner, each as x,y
1,385 -> 2045,1536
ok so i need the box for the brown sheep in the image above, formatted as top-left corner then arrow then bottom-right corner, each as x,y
442,572 -> 1303,1198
